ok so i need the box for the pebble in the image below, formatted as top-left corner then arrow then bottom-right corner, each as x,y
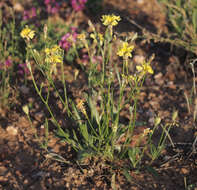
6,126 -> 18,136
149,100 -> 160,109
148,117 -> 155,126
35,112 -> 44,121
20,85 -> 30,94
24,179 -> 29,184
133,55 -> 145,64
154,72 -> 164,85
0,166 -> 7,176
137,0 -> 144,4
167,81 -> 176,89
13,3 -> 24,12
181,168 -> 189,175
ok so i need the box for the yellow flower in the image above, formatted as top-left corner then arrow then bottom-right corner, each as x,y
90,33 -> 104,46
45,45 -> 63,64
45,54 -> 62,64
142,128 -> 153,137
77,99 -> 87,117
101,14 -> 121,26
77,33 -> 89,49
98,33 -> 104,46
77,33 -> 86,41
45,48 -> 50,55
128,75 -> 136,82
44,45 -> 63,75
117,42 -> 134,58
51,55 -> 62,63
45,45 -> 61,55
122,74 -> 137,85
20,26 -> 35,40
90,33 -> 97,43
136,61 -> 154,75
51,45 -> 61,52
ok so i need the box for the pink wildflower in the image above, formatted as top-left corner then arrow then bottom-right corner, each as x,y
44,0 -> 60,14
18,63 -> 30,75
71,0 -> 87,11
23,7 -> 37,20
59,30 -> 78,51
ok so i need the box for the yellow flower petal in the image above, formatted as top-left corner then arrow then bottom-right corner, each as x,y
136,61 -> 154,75
20,26 -> 35,40
101,14 -> 121,26
77,33 -> 86,40
147,65 -> 154,74
98,33 -> 104,45
51,45 -> 61,52
45,48 -> 50,55
117,42 -> 134,58
136,65 -> 143,72
90,33 -> 97,43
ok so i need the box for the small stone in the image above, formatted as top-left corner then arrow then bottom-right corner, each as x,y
168,81 -> 176,89
181,168 -> 189,174
20,85 -> 30,94
149,100 -> 160,109
148,92 -> 156,99
137,0 -> 144,4
144,102 -> 150,108
168,72 -> 175,81
6,126 -> 18,136
133,55 -> 145,64
154,72 -> 164,85
0,166 -> 7,176
24,179 -> 29,184
139,92 -> 146,101
40,125 -> 45,129
148,117 -> 155,125
65,182 -> 70,188
35,112 -> 44,121
13,3 -> 24,12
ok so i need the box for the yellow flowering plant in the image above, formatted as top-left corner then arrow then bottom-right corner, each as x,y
21,17 -> 172,169
69,15 -> 170,166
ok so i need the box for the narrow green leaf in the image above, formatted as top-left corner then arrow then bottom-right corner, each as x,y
146,166 -> 158,177
192,9 -> 197,33
115,67 -> 121,86
122,169 -> 132,182
80,124 -> 89,143
88,97 -> 100,125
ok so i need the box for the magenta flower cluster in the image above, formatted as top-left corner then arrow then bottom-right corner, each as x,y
59,27 -> 78,51
44,0 -> 60,14
0,58 -> 12,70
71,0 -> 87,11
18,63 -> 30,75
5,59 -> 12,68
23,7 -> 37,20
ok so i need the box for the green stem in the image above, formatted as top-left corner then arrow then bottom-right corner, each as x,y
60,60 -> 71,115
